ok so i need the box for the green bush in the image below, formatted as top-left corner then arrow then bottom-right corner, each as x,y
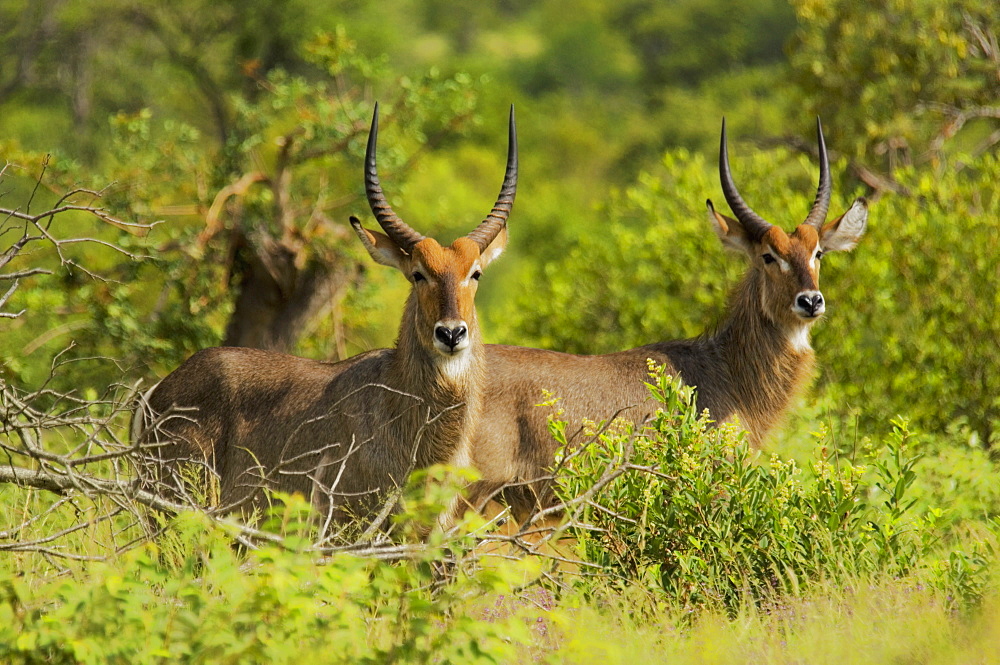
553,366 -> 996,613
0,504 -> 540,665
817,156 -> 1000,446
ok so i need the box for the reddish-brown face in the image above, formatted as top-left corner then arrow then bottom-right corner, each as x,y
407,237 -> 485,358
708,197 -> 869,341
353,103 -> 516,369
349,218 -> 508,367
756,224 -> 826,328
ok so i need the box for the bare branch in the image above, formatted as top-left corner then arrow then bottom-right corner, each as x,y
1,268 -> 51,280
919,102 -> 1000,157
25,154 -> 50,215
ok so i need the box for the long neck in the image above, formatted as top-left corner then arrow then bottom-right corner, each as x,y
390,294 -> 485,467
702,269 -> 816,444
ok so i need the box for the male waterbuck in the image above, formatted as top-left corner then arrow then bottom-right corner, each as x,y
133,104 -> 517,534
470,118 -> 868,521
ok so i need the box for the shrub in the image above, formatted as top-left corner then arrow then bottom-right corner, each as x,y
553,365 -> 996,613
0,505 -> 540,665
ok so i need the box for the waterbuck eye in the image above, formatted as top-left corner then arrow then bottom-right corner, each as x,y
412,271 -> 426,283
762,253 -> 777,265
471,270 -> 482,281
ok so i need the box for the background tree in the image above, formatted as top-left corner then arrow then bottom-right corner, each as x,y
789,0 -> 999,177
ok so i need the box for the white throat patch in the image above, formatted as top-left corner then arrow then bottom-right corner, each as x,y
436,349 -> 473,380
787,325 -> 812,353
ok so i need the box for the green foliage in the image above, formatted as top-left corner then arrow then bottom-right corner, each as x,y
818,154 -> 1000,444
789,0 -> 998,167
613,0 -> 796,87
0,507 -> 537,665
909,441 -> 1000,528
518,1 -> 640,97
488,149 -> 728,351
0,0 -> 339,159
554,366 -> 996,613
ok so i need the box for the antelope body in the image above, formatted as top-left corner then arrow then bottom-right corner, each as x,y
469,119 -> 869,520
134,105 -> 517,532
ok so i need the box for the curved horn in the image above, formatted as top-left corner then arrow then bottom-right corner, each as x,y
803,117 -> 832,228
719,117 -> 771,240
466,105 -> 518,251
364,102 -> 425,251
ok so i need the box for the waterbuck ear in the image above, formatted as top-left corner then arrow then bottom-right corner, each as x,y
821,197 -> 868,253
479,225 -> 508,269
350,216 -> 408,269
707,199 -> 755,253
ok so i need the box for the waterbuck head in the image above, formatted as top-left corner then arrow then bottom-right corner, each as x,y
707,118 -> 868,342
350,103 -> 517,367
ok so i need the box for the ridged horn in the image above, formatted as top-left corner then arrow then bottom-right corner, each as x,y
364,102 -> 425,251
719,117 -> 772,241
803,117 -> 832,228
466,105 -> 518,252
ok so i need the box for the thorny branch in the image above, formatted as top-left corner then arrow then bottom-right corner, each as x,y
1,372 -> 412,559
0,372 -> 516,566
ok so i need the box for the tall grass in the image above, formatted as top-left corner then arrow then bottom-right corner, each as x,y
545,578 -> 1000,664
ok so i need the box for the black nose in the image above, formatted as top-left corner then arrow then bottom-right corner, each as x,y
434,325 -> 467,349
796,293 -> 824,316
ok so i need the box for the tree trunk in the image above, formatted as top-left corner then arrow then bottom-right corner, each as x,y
222,228 -> 360,355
